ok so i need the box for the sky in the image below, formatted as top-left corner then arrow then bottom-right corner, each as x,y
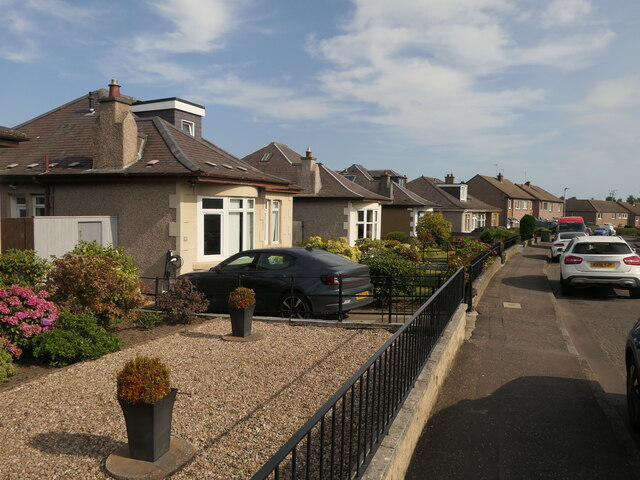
1,0 -> 640,201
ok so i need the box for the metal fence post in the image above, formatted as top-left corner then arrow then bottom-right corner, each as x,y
338,274 -> 343,321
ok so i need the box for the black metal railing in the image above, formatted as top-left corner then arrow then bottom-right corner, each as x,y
250,267 -> 466,480
139,276 -> 174,307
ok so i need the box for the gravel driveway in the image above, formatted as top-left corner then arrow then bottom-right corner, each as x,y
0,318 -> 391,479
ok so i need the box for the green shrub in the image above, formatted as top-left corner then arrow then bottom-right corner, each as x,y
519,215 -> 536,239
135,311 -> 164,330
157,277 -> 209,324
416,212 -> 452,247
357,238 -> 420,262
0,249 -> 51,290
361,252 -> 417,300
117,356 -> 171,405
300,236 -> 361,262
0,346 -> 15,382
479,228 -> 516,244
47,241 -> 145,326
31,311 -> 121,366
386,231 -> 409,243
619,227 -> 638,237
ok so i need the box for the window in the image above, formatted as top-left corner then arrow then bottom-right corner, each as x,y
11,196 -> 27,218
515,200 -> 521,210
357,209 -> 378,239
557,204 -> 562,212
270,200 -> 281,243
472,213 -> 486,229
542,202 -> 548,211
199,196 -> 254,260
33,195 -> 46,216
597,212 -> 603,219
612,213 -> 617,220
181,120 -> 195,136
508,199 -> 512,210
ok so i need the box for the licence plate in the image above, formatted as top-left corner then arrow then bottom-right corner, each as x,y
356,291 -> 369,299
591,262 -> 615,268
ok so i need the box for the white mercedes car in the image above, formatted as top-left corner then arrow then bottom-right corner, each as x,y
551,231 -> 587,262
559,236 -> 640,297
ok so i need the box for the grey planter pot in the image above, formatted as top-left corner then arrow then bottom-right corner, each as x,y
229,305 -> 255,337
118,388 -> 177,462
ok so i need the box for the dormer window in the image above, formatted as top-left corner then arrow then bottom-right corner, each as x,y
181,120 -> 195,136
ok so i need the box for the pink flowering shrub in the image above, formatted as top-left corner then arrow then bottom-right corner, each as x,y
0,285 -> 59,358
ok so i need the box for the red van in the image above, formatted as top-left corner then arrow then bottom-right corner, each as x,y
557,216 -> 586,233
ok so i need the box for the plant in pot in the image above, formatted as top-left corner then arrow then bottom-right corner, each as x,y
228,286 -> 256,337
116,355 -> 177,462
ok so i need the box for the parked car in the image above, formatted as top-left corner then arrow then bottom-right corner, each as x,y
550,231 -> 586,262
559,236 -> 640,297
593,224 -> 616,236
180,248 -> 374,318
626,319 -> 640,431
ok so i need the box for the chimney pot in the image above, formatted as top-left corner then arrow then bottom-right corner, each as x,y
108,79 -> 121,98
445,173 -> 455,184
497,173 -> 503,182
306,147 -> 312,159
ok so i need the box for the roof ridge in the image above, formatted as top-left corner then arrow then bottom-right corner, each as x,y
152,117 -> 201,173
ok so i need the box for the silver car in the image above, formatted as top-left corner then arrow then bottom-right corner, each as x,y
551,231 -> 586,262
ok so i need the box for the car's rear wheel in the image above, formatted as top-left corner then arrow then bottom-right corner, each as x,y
560,276 -> 572,296
627,358 -> 640,431
630,288 -> 640,299
280,293 -> 311,319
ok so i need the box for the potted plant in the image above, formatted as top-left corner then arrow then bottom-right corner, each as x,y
228,286 -> 256,337
116,355 -> 177,462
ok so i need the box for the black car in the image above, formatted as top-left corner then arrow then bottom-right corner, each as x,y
181,248 -> 374,318
626,319 -> 640,431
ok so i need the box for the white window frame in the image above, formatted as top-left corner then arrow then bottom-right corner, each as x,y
597,212 -> 603,219
181,120 -> 195,136
11,196 -> 27,218
508,199 -> 512,210
612,213 -> 616,220
356,208 -> 379,240
197,196 -> 255,261
270,200 -> 281,244
33,195 -> 46,216
515,200 -> 521,210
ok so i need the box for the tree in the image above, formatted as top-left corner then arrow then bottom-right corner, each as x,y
626,195 -> 636,203
520,214 -> 536,238
416,212 -> 452,247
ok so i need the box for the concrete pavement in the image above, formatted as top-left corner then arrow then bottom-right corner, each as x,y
405,243 -> 640,480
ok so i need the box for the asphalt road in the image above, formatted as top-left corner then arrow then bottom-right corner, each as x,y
547,252 -> 640,441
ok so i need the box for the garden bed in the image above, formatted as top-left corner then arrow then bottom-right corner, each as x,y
0,317 -> 391,479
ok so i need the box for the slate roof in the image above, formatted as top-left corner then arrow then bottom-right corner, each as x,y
515,183 -> 562,202
0,91 -> 296,190
618,201 -> 640,215
242,143 -> 389,201
406,176 -> 499,211
340,164 -> 437,208
566,199 -> 629,213
470,174 -> 535,199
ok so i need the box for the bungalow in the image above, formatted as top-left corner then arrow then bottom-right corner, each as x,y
466,173 -> 535,228
406,174 -> 501,233
242,143 -> 390,245
0,80 -> 300,278
339,165 -> 436,237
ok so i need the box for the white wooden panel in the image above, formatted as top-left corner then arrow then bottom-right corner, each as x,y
33,216 -> 117,259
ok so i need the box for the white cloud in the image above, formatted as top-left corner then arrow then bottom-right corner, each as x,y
540,0 -> 592,28
583,76 -> 640,110
132,0 -> 243,54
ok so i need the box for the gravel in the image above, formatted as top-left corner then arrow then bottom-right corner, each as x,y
0,318 -> 391,479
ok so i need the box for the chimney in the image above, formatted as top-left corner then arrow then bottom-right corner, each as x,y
445,173 -> 455,184
497,172 -> 503,182
299,147 -> 321,194
379,172 -> 393,199
93,79 -> 138,169
525,181 -> 531,186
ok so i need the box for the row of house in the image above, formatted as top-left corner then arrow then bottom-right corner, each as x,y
0,82 -> 634,278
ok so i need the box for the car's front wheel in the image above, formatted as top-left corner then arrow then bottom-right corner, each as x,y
627,358 -> 640,431
280,293 -> 311,319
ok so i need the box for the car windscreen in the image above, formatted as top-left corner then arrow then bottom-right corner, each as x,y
558,223 -> 585,232
572,242 -> 632,255
559,232 -> 585,240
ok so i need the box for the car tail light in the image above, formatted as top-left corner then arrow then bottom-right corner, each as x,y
564,255 -> 583,265
624,256 -> 640,265
553,242 -> 564,247
321,274 -> 342,285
